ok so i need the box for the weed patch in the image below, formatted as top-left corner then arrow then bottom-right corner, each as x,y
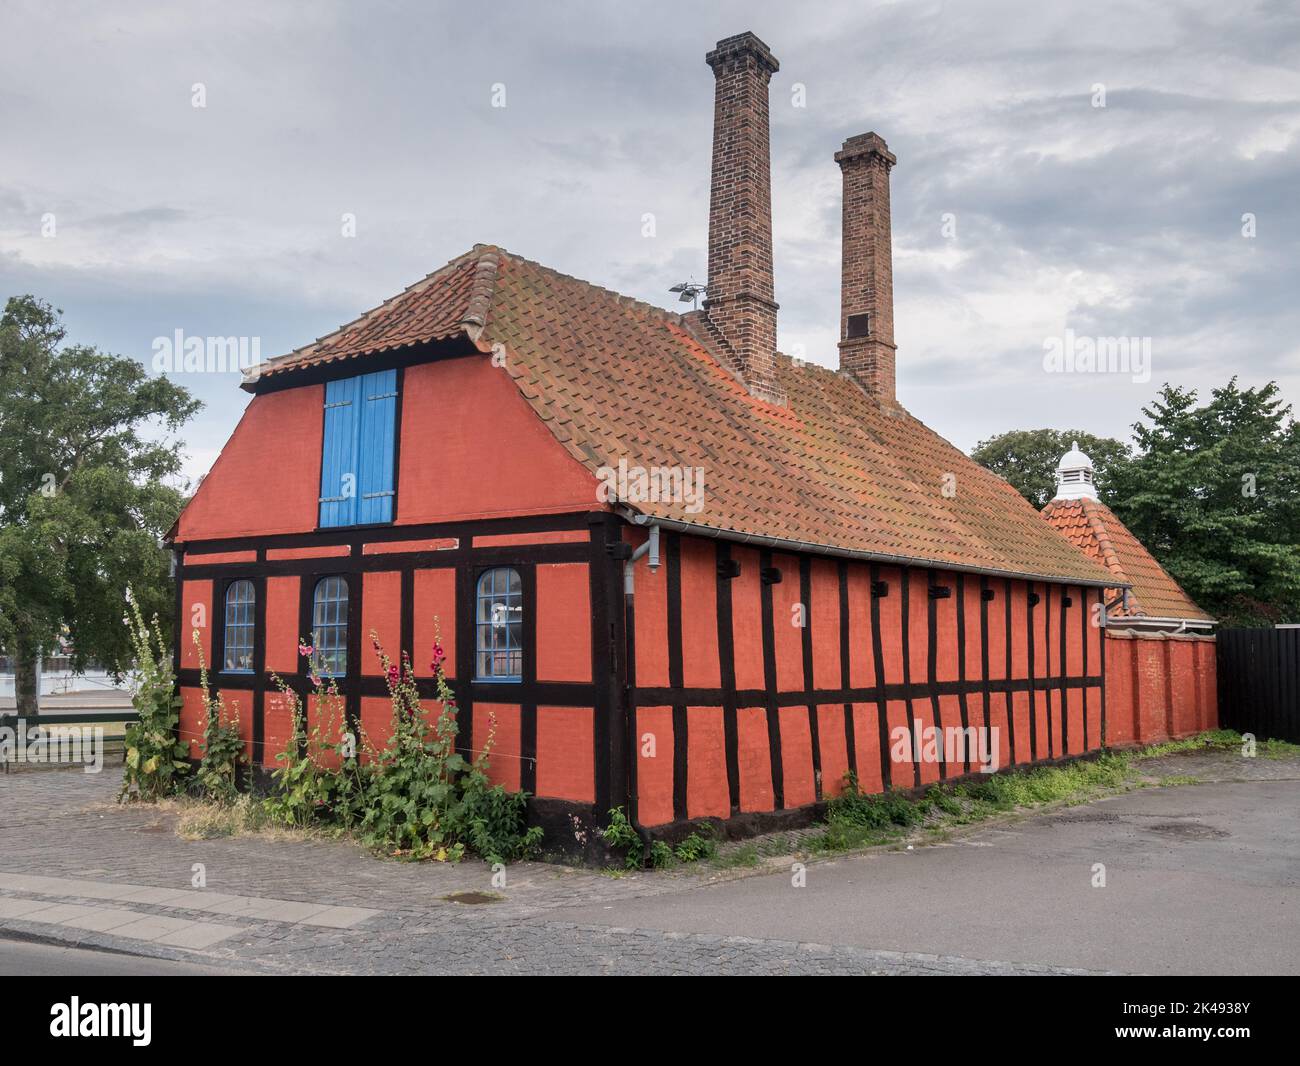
809,755 -> 1139,855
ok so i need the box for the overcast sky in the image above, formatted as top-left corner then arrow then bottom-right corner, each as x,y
2,0 -> 1297,485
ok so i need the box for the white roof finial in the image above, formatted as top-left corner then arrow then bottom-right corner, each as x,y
1053,440 -> 1098,501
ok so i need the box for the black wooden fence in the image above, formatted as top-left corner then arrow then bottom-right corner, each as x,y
1217,627 -> 1300,743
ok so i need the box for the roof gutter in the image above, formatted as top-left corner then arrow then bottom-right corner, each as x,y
619,508 -> 1125,590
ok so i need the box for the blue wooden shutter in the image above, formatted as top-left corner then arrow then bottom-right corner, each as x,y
318,376 -> 360,527
356,369 -> 398,524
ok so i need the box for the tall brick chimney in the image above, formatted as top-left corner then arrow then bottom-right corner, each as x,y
836,132 -> 898,403
703,31 -> 783,405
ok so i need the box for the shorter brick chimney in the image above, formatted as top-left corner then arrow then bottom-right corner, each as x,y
836,132 -> 897,403
703,31 -> 783,405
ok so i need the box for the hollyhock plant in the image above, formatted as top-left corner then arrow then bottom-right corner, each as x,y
267,617 -> 541,864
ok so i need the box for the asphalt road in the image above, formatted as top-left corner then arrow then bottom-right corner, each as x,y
0,936 -> 247,976
547,779 -> 1300,975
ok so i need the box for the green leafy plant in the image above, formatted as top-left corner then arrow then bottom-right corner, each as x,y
673,823 -> 718,863
647,840 -> 675,869
191,630 -> 245,805
263,624 -> 540,864
601,806 -> 645,870
601,810 -> 717,869
263,651 -> 364,830
827,773 -> 927,829
118,590 -> 188,802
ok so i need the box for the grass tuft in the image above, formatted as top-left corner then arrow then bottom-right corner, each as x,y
801,728 -> 1300,857
175,794 -> 270,840
807,753 -> 1138,854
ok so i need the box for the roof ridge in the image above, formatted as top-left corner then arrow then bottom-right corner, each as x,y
258,246 -> 487,373
1079,498 -> 1132,585
460,247 -> 501,342
488,245 -> 693,328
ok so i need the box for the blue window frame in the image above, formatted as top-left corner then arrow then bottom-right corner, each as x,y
475,568 -> 523,681
311,576 -> 349,677
222,580 -> 255,673
319,369 -> 398,528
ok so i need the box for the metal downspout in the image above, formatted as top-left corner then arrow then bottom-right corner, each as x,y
621,522 -> 660,846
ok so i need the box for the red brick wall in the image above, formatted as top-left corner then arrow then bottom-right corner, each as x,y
1103,630 -> 1218,746
702,32 -> 781,402
836,132 -> 898,401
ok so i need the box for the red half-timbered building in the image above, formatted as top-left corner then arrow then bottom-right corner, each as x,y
170,31 -> 1153,856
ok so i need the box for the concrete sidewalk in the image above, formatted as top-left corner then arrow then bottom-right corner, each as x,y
1,754 -> 1296,975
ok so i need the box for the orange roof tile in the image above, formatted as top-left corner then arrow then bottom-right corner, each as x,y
255,246 -> 1120,586
1041,497 -> 1213,621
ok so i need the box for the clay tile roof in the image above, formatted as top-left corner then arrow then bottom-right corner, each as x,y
1041,497 -> 1213,621
256,246 -> 1120,586
255,247 -> 496,379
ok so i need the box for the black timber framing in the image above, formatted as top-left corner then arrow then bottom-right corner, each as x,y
618,535 -> 1104,828
176,507 -> 1110,843
174,510 -> 610,825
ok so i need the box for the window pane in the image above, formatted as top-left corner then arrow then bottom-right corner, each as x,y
475,568 -> 522,681
223,580 -> 255,672
312,577 -> 348,677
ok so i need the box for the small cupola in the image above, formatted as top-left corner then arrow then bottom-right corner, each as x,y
1053,441 -> 1098,500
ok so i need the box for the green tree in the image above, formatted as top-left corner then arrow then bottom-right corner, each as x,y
0,296 -> 200,713
970,428 -> 1132,508
1108,381 -> 1300,627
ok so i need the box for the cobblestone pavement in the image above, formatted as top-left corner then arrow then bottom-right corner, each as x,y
0,768 -> 1123,974
19,751 -> 1295,976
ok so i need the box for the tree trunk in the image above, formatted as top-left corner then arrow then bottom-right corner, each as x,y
14,640 -> 40,716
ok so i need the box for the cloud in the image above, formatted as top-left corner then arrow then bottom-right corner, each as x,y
0,0 -> 1295,468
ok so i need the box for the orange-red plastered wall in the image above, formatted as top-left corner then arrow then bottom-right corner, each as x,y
177,387 -> 324,541
535,563 -> 592,682
397,356 -> 599,525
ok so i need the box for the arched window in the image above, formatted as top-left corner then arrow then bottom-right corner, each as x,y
475,567 -> 523,681
312,576 -> 349,677
222,580 -> 255,672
